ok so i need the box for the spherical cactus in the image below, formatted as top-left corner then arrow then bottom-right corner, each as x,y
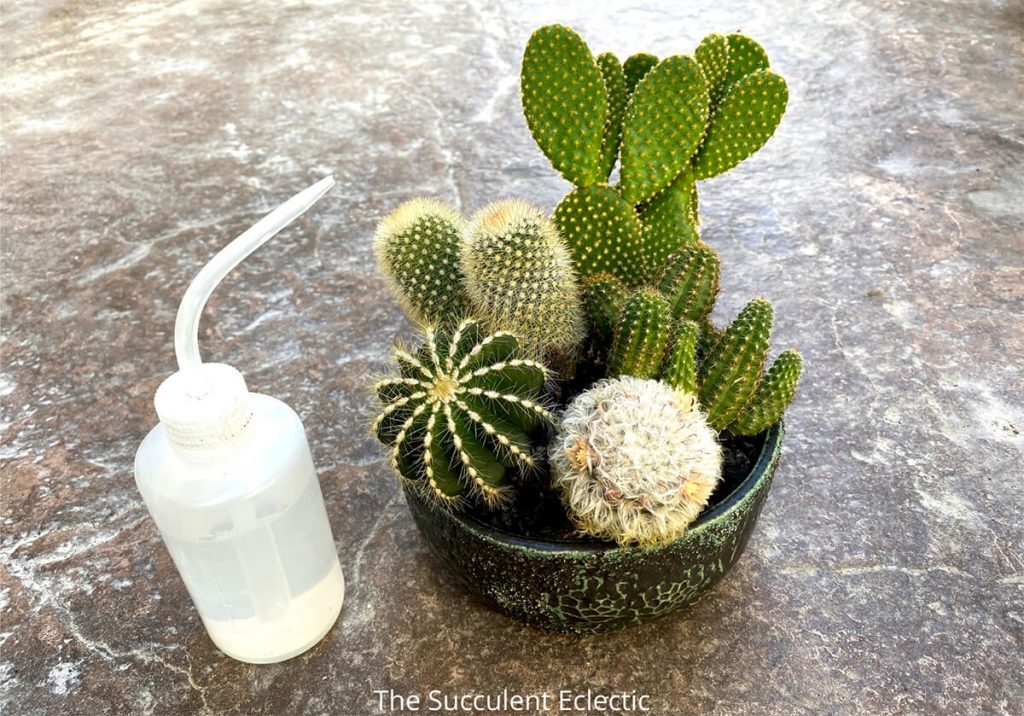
373,198 -> 469,325
372,319 -> 553,508
549,376 -> 722,546
460,199 -> 586,360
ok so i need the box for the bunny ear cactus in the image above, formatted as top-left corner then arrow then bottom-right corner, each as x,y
373,320 -> 554,508
374,198 -> 468,325
521,25 -> 607,186
638,170 -> 700,267
596,52 -> 627,182
460,199 -> 586,360
622,53 -> 658,99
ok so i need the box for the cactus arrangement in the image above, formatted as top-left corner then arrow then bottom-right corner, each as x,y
369,24 -> 802,547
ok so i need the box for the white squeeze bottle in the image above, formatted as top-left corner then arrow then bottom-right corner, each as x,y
134,176 -> 344,663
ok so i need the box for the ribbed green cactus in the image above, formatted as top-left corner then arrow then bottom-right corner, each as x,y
607,288 -> 673,379
618,55 -> 710,205
374,198 -> 468,325
596,52 -> 627,181
730,349 -> 803,435
638,169 -> 700,267
656,241 -> 720,323
373,320 -> 553,507
581,272 -> 629,340
622,53 -> 658,99
694,68 -> 789,180
662,320 -> 700,395
552,184 -> 649,286
521,24 -> 607,187
698,298 -> 773,431
460,199 -> 585,360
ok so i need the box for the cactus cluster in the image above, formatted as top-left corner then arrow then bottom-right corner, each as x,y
372,319 -> 553,507
375,198 -> 585,361
587,240 -> 801,436
550,376 -> 722,546
523,25 -> 788,287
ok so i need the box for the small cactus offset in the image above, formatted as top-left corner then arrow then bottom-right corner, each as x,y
521,24 -> 607,187
607,288 -> 673,380
662,320 -> 700,395
581,272 -> 629,340
730,349 -> 803,436
657,241 -> 720,323
460,199 -> 586,360
550,376 -> 722,546
698,298 -> 773,431
374,198 -> 468,325
372,320 -> 553,508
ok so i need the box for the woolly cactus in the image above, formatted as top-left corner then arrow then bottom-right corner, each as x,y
460,199 -> 586,360
521,24 -> 607,186
730,349 -> 803,435
607,288 -> 673,380
698,298 -> 773,431
581,272 -> 629,340
618,55 -> 709,205
374,198 -> 468,324
656,241 -> 720,323
372,320 -> 553,507
550,376 -> 722,546
552,184 -> 649,286
662,320 -> 700,395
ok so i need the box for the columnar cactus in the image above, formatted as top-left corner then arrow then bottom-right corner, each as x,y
372,320 -> 553,507
460,199 -> 586,360
581,272 -> 629,340
698,298 -> 773,431
656,241 -> 720,323
730,349 -> 803,435
520,26 -> 788,287
607,288 -> 673,380
549,376 -> 723,546
374,198 -> 468,324
662,320 -> 700,395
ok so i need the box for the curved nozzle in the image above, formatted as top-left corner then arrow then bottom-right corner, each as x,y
173,175 -> 336,371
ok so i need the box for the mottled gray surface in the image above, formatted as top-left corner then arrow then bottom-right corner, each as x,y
2,0 -> 1022,714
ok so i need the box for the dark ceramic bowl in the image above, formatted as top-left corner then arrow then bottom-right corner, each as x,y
404,421 -> 784,634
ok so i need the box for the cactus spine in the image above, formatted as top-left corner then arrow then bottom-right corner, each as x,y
374,198 -> 468,325
607,288 -> 673,380
460,199 -> 586,360
550,376 -> 722,546
698,298 -> 773,430
730,349 -> 802,435
373,320 -> 553,507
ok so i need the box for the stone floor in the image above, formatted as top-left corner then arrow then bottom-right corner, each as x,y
2,0 -> 1022,714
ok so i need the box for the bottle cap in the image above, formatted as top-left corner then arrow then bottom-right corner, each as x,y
155,363 -> 252,451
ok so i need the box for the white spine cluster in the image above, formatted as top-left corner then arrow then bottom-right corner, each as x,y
549,376 -> 723,546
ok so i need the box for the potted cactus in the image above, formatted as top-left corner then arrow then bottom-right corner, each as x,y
369,26 -> 802,634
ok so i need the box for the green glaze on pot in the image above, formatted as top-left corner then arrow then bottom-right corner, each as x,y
404,422 -> 784,634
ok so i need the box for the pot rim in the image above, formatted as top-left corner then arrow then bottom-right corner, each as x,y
422,420 -> 785,556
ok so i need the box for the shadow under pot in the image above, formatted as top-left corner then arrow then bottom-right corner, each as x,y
402,421 -> 784,634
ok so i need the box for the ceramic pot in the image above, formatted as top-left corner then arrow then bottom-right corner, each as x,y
403,421 -> 784,634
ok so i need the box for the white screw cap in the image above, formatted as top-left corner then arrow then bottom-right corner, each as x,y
154,363 -> 253,451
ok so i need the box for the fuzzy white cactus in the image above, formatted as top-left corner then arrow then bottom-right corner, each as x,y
549,376 -> 723,546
